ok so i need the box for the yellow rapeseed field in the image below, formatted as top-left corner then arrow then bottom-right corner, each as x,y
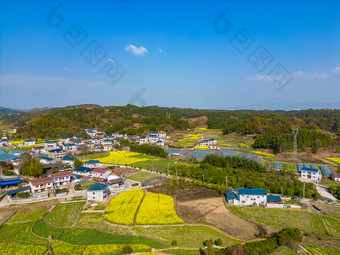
136,192 -> 184,225
92,151 -> 149,165
326,157 -> 340,164
104,189 -> 144,225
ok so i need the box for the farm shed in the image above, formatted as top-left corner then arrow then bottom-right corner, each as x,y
303,163 -> 310,168
311,165 -> 319,170
7,186 -> 31,198
320,165 -> 332,178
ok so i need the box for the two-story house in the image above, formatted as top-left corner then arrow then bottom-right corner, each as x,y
48,149 -> 65,160
83,160 -> 102,168
51,171 -> 71,187
44,141 -> 59,150
300,167 -> 321,181
30,177 -> 54,193
225,188 -> 267,206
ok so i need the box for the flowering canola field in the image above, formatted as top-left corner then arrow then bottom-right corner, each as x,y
104,189 -> 144,225
136,192 -> 184,225
92,151 -> 149,165
326,157 -> 340,164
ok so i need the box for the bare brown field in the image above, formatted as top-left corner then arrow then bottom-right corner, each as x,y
177,197 -> 278,240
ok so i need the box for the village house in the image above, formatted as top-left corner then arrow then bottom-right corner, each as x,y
73,166 -> 94,177
83,160 -> 102,168
225,188 -> 267,206
148,135 -> 158,144
158,131 -> 167,138
94,144 -> 104,152
86,129 -> 98,138
103,144 -> 113,151
48,149 -> 65,160
333,173 -> 340,182
59,137 -> 70,144
300,167 -> 321,181
31,146 -> 46,154
199,139 -> 217,147
62,143 -> 78,152
23,140 -> 35,146
91,168 -> 112,179
39,157 -> 54,165
0,137 -> 10,147
156,140 -> 164,146
139,136 -> 148,144
61,157 -> 75,166
51,171 -> 72,187
44,141 -> 59,150
30,177 -> 54,193
87,183 -> 109,202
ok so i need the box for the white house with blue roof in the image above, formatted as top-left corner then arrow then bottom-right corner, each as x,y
226,188 -> 267,206
300,167 -> 321,181
44,141 -> 59,150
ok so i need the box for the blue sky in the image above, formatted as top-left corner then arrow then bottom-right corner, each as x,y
0,0 -> 339,110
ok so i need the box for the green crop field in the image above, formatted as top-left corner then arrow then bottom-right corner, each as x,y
162,249 -> 200,255
306,246 -> 340,255
51,240 -> 151,255
133,225 -> 239,248
0,243 -> 48,255
229,206 -> 340,238
34,219 -> 166,248
45,201 -> 85,227
126,171 -> 159,182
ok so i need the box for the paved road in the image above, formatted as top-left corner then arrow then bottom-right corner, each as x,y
316,185 -> 337,201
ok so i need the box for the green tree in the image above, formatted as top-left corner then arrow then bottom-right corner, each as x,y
122,245 -> 133,254
171,240 -> 177,247
20,158 -> 43,177
74,159 -> 83,169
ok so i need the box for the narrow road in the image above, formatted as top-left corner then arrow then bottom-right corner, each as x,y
316,185 -> 337,201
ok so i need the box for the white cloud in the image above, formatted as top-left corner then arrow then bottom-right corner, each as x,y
313,72 -> 328,79
63,67 -> 70,71
157,47 -> 162,53
125,44 -> 148,56
245,74 -> 277,81
293,70 -> 304,77
107,58 -> 115,63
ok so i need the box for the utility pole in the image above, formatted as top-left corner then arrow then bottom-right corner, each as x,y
292,128 -> 299,161
226,176 -> 228,186
281,186 -> 283,196
303,182 -> 305,199
167,163 -> 169,175
176,168 -> 177,176
202,174 -> 204,182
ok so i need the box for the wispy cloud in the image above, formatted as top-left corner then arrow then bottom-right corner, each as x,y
107,58 -> 116,63
246,67 -> 334,82
157,47 -> 162,53
125,44 -> 148,56
63,67 -> 70,71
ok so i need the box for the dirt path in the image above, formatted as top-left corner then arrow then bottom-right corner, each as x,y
316,185 -> 337,201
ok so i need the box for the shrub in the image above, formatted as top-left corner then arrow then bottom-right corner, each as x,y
17,192 -> 30,198
122,245 -> 133,254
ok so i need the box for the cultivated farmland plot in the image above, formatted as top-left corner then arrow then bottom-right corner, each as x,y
104,189 -> 144,225
136,192 -> 184,225
45,201 -> 85,227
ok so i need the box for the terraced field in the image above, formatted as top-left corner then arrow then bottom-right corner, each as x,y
45,201 -> 86,227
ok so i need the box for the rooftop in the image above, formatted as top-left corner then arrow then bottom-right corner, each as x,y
84,160 -> 101,164
74,166 -> 94,173
51,171 -> 71,178
301,167 -> 319,173
30,177 -> 53,186
237,188 -> 267,196
92,168 -> 109,174
88,183 -> 108,191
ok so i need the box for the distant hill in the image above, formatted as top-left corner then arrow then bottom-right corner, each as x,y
1,105 -> 339,153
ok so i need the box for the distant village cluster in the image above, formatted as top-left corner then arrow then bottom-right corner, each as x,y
0,129 -> 170,203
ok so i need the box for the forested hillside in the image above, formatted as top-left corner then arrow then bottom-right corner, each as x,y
2,105 -> 339,153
